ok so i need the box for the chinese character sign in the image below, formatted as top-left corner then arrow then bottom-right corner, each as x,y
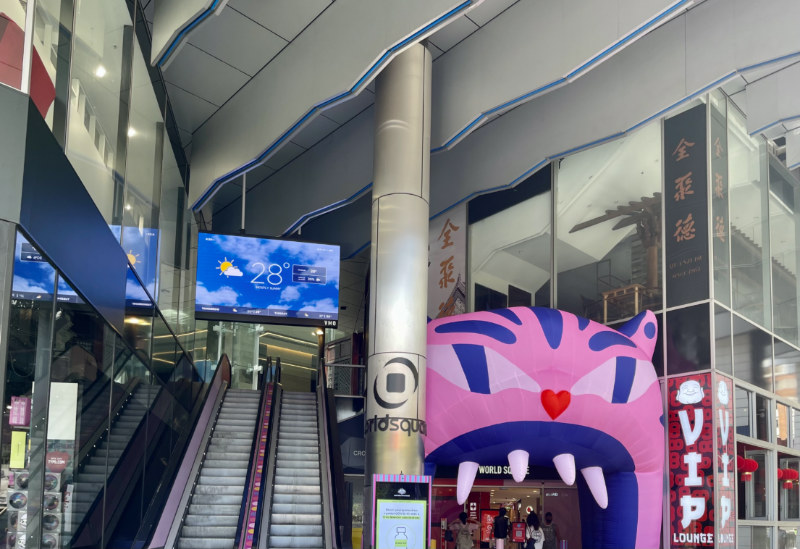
664,104 -> 709,307
428,204 -> 466,319
715,375 -> 735,548
710,104 -> 730,303
669,374 -> 714,548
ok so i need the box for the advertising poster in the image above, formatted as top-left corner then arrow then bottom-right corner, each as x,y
480,509 -> 499,543
668,373 -> 714,547
373,475 -> 430,549
195,233 -> 340,326
715,375 -> 735,548
428,204 -> 466,319
664,104 -> 709,307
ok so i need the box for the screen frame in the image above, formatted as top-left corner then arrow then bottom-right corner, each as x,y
194,231 -> 340,328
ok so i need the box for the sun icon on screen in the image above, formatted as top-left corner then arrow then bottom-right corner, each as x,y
217,257 -> 243,277
127,250 -> 140,266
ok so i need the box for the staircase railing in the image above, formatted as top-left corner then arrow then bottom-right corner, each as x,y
257,362 -> 283,549
235,357 -> 279,549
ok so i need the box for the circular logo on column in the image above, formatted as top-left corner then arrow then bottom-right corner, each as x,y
373,356 -> 419,410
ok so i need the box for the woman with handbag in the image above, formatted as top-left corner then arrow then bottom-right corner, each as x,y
525,512 -> 545,549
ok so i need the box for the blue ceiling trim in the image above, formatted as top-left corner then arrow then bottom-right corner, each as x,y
750,114 -> 800,137
157,0 -> 223,67
282,182 -> 373,237
432,0 -> 691,153
789,161 -> 800,170
344,240 -> 371,260
192,0 -> 475,211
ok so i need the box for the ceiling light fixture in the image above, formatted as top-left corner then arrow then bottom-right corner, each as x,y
127,127 -> 137,137
95,65 -> 107,78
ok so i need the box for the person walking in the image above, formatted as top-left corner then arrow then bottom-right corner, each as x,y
525,512 -> 544,549
493,507 -> 510,549
450,511 -> 477,549
541,512 -> 560,549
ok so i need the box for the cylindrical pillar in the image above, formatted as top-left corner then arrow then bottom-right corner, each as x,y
364,42 -> 432,548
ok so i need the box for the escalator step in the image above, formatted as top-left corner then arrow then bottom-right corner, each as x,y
177,538 -> 235,549
198,475 -> 246,486
193,485 -> 246,496
276,452 -> 319,462
275,468 -> 320,478
205,452 -> 251,461
188,504 -> 241,516
270,497 -> 322,510
273,475 -> 319,486
275,459 -> 318,470
267,535 -> 323,548
269,524 -> 323,537
181,525 -> 237,538
184,515 -> 239,526
278,432 -> 318,441
199,467 -> 247,478
211,431 -> 253,439
191,494 -> 243,505
203,459 -> 250,468
273,484 -> 320,495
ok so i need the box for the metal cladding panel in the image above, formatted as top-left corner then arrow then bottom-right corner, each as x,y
745,62 -> 800,135
19,101 -> 127,334
0,86 -> 28,224
731,0 -> 800,70
787,130 -> 800,168
684,0 -> 737,94
430,0 -> 682,147
151,0 -> 214,65
188,0 -> 471,207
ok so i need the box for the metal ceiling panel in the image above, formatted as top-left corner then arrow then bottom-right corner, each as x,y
428,14 -> 479,52
745,62 -> 800,135
188,7 -> 288,76
227,0 -> 332,41
787,130 -> 800,167
464,0 -> 518,26
291,114 -> 341,149
188,0 -> 478,208
151,0 -> 213,64
265,141 -> 306,171
244,163 -> 275,190
321,90 -> 375,124
163,44 -> 249,106
165,82 -> 219,132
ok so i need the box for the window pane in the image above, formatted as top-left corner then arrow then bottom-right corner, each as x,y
736,386 -> 751,437
738,525 -> 771,549
778,403 -> 789,446
737,443 -> 768,519
779,455 -> 799,520
711,93 -> 731,306
769,159 -> 800,347
0,0 -> 28,92
793,409 -> 800,451
556,123 -> 661,323
733,314 -> 773,391
728,104 -> 771,329
715,305 -> 733,374
66,0 -> 133,223
779,527 -> 798,549
666,303 -> 710,375
755,394 -> 770,442
469,173 -> 551,312
774,340 -> 800,403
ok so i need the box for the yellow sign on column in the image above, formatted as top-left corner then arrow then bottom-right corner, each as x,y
10,431 -> 26,469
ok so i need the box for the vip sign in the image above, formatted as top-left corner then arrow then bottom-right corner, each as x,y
715,376 -> 735,547
668,374 -> 714,547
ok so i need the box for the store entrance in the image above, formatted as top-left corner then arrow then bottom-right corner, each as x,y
432,480 -> 581,549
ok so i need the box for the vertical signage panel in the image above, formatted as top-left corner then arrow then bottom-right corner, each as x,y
710,103 -> 730,304
668,373 -> 714,547
665,104 -> 709,307
714,375 -> 735,548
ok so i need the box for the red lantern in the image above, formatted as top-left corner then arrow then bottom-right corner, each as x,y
783,469 -> 799,489
739,457 -> 758,481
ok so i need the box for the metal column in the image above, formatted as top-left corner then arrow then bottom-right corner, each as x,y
364,42 -> 432,548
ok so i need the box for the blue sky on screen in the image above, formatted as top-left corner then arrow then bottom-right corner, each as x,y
196,233 -> 340,314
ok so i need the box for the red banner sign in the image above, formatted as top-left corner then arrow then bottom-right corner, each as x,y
669,373 -> 714,547
715,376 -> 735,547
480,510 -> 499,543
511,522 -> 526,543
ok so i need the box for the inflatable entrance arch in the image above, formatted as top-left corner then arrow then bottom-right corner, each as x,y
425,307 -> 663,549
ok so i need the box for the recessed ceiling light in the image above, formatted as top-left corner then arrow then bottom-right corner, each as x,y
127,127 -> 137,137
95,65 -> 107,78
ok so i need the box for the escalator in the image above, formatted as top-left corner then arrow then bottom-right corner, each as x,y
176,389 -> 260,549
148,360 -> 347,549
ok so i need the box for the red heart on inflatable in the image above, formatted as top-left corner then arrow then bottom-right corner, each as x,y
541,390 -> 571,420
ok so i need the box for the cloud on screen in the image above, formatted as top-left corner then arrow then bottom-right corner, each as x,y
196,282 -> 241,307
298,298 -> 337,314
13,275 -> 51,294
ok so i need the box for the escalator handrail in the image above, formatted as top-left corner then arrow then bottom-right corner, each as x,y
321,365 -> 348,548
257,383 -> 283,549
147,354 -> 232,549
235,360 -> 278,549
318,368 -> 336,549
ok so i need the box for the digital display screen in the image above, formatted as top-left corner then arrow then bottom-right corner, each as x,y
11,227 -> 159,308
372,476 -> 430,549
195,232 -> 340,327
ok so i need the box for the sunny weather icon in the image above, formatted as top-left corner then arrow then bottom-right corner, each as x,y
217,257 -> 243,277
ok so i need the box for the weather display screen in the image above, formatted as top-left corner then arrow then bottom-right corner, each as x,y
195,232 -> 340,327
